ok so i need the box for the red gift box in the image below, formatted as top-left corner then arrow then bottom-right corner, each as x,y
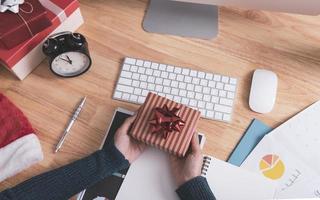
0,0 -> 83,80
130,92 -> 201,157
0,0 -> 52,49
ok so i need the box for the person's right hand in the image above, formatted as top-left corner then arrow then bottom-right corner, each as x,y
169,133 -> 203,187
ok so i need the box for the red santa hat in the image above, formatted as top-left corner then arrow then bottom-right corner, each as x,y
0,93 -> 43,182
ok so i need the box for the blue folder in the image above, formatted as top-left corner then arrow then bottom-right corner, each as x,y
228,119 -> 272,166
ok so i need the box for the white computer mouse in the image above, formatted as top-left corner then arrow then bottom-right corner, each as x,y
249,69 -> 278,113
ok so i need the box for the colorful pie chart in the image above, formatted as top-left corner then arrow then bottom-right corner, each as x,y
259,154 -> 285,180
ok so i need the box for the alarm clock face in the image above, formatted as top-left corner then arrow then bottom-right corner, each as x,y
51,51 -> 91,77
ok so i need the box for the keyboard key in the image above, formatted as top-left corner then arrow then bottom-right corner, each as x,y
153,70 -> 161,77
216,82 -> 224,89
221,76 -> 229,83
227,92 -> 235,99
117,84 -> 134,93
130,95 -> 138,102
208,81 -> 216,88
136,60 -> 143,66
166,94 -> 174,100
123,64 -> 130,71
223,114 -> 231,121
114,91 -> 122,99
211,89 -> 218,96
174,67 -> 182,73
125,57 -> 136,65
144,61 -> 151,68
155,77 -> 163,84
181,98 -> 189,105
138,96 -> 146,104
140,74 -> 147,82
151,63 -> 159,69
118,77 -> 132,86
174,96 -> 181,103
146,68 -> 153,75
147,76 -> 155,83
177,74 -> 184,81
131,65 -> 138,72
182,68 -> 190,75
205,73 -> 213,80
140,82 -> 147,89
203,87 -> 210,94
179,90 -> 187,97
229,78 -> 237,85
206,110 -> 214,118
142,90 -> 148,96
147,83 -> 155,90
187,84 -> 194,91
179,82 -> 186,89
159,64 -> 166,71
200,79 -> 208,86
215,104 -> 232,113
199,109 -> 206,116
163,86 -> 171,94
225,84 -> 236,92
171,88 -> 179,95
203,94 -> 211,102
189,99 -> 197,106
138,67 -> 146,74
155,85 -> 163,92
206,102 -> 214,110
163,79 -> 171,86
167,65 -> 174,72
122,93 -> 130,100
132,73 -> 140,80
169,73 -> 176,80
187,91 -> 195,98
219,90 -> 227,97
195,93 -> 203,100
198,101 -> 205,108
132,80 -> 140,87
213,74 -> 221,82
184,76 -> 192,83
214,112 -> 223,120
161,71 -> 169,79
211,96 -> 219,103
171,81 -> 179,88
220,98 -> 233,106
190,70 -> 197,77
195,85 -> 202,92
120,71 -> 132,78
134,88 -> 142,95
192,77 -> 200,85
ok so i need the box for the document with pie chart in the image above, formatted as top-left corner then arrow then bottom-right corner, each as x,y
241,101 -> 320,198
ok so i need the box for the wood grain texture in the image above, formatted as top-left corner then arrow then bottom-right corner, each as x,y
1,0 -> 320,198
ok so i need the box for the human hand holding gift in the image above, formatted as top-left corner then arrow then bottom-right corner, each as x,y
129,92 -> 201,157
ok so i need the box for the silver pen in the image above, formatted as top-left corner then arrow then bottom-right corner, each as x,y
55,96 -> 87,153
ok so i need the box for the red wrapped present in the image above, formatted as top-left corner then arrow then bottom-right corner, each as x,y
0,0 -> 52,49
130,92 -> 201,157
0,0 -> 83,80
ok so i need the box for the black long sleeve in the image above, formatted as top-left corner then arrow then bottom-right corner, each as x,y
0,145 -> 129,200
176,176 -> 216,200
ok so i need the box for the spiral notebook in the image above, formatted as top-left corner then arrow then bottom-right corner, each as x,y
116,145 -> 276,200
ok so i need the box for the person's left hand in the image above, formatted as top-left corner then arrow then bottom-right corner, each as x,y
114,114 -> 146,163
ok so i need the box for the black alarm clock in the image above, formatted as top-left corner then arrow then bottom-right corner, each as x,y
42,31 -> 92,78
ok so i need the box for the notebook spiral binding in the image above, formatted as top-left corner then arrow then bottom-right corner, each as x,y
201,156 -> 212,176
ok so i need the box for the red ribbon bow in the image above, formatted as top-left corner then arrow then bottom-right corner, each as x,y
149,105 -> 185,139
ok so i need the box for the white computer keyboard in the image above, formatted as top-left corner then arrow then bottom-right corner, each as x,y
113,57 -> 238,122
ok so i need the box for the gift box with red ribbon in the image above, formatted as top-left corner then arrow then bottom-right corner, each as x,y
130,92 -> 201,157
0,0 -> 52,49
0,0 -> 83,80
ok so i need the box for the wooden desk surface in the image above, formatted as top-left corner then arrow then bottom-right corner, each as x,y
1,0 -> 320,197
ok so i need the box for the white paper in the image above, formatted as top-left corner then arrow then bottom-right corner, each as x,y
241,101 -> 320,198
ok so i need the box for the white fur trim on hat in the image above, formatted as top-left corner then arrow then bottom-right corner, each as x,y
0,134 -> 43,182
